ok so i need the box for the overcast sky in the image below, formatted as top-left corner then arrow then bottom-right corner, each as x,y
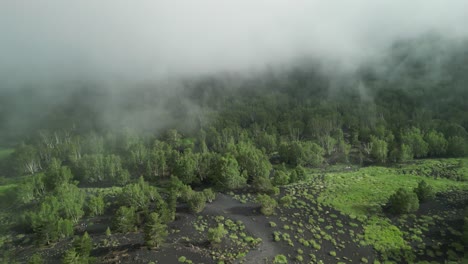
1,0 -> 468,84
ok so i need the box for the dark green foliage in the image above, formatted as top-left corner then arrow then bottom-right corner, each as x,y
24,195 -> 76,244
370,136 -> 388,163
56,183 -> 85,223
28,253 -> 43,264
3,34 -> 468,261
187,191 -> 206,213
62,248 -> 81,264
62,234 -> 95,264
272,170 -> 289,186
279,141 -> 324,167
256,194 -> 277,215
447,136 -> 468,157
113,206 -> 137,233
252,175 -> 276,194
401,127 -> 429,158
144,212 -> 168,248
255,132 -> 277,155
463,213 -> 468,254
399,144 -> 413,162
202,188 -> 216,202
87,194 -> 105,217
171,149 -> 198,184
232,142 -> 272,183
386,188 -> 419,214
17,173 -> 45,204
209,155 -> 245,189
425,130 -> 448,157
11,143 -> 41,175
289,165 -> 306,183
43,159 -> 73,191
120,176 -> 163,211
413,180 -> 435,202
74,154 -> 129,185
74,232 -> 92,257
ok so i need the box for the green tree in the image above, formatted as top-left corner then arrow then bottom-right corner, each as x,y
105,226 -> 111,237
401,127 -> 429,158
447,136 -> 468,157
386,188 -> 419,214
399,144 -> 413,162
12,143 -> 41,175
74,232 -> 92,257
425,130 -> 448,157
233,142 -> 272,184
255,132 -> 277,155
43,159 -> 73,191
24,195 -> 74,244
120,176 -> 162,211
146,142 -> 167,179
87,194 -> 105,217
252,175 -> 276,194
289,165 -> 306,183
113,206 -> 137,233
370,136 -> 388,163
272,170 -> 289,186
279,141 -> 324,167
144,212 -> 168,248
56,183 -> 85,223
209,155 -> 245,189
413,180 -> 435,202
17,173 -> 45,204
172,150 -> 198,184
62,248 -> 81,264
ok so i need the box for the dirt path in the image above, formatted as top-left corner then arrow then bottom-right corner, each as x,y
203,193 -> 279,264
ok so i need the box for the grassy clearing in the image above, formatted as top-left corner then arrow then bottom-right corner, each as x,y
363,217 -> 410,258
317,160 -> 468,216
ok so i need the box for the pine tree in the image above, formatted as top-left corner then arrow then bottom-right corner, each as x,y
144,212 -> 168,248
74,232 -> 92,257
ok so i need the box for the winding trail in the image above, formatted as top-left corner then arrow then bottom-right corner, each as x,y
203,193 -> 280,264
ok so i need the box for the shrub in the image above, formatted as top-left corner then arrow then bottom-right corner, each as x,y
256,194 -> 277,216
413,180 -> 435,202
280,195 -> 293,207
28,253 -> 43,264
273,254 -> 288,264
187,191 -> 206,213
208,224 -> 228,244
273,170 -> 289,186
202,188 -> 216,202
386,188 -> 419,214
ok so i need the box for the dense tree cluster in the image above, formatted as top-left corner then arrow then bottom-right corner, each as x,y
1,34 -> 467,257
386,180 -> 436,214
